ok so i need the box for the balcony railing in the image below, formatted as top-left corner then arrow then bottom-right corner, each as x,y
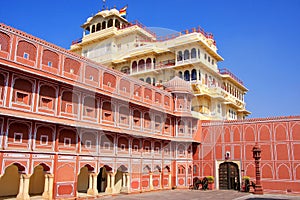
131,59 -> 175,74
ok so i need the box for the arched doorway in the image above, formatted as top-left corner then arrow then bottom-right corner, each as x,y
77,164 -> 95,196
97,165 -> 112,193
115,165 -> 128,193
219,162 -> 240,190
0,164 -> 20,198
29,165 -> 47,197
77,166 -> 89,193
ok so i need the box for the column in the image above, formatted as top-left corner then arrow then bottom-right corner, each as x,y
105,173 -> 112,193
159,172 -> 162,189
42,174 -> 49,199
16,174 -> 24,199
87,173 -> 93,194
92,173 -> 98,194
87,173 -> 98,195
122,173 -> 126,187
111,172 -> 116,193
23,174 -> 30,200
149,172 -> 154,190
48,174 -> 54,200
168,172 -> 172,189
126,173 -> 130,193
121,173 -> 130,193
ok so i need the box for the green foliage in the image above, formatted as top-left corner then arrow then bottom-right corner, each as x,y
206,176 -> 214,183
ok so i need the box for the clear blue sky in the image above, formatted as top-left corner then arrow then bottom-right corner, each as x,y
1,0 -> 300,118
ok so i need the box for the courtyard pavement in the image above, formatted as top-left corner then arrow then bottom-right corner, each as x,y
97,190 -> 300,200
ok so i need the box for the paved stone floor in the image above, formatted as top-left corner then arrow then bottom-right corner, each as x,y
97,190 -> 300,200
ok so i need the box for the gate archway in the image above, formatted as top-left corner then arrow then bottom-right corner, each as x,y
219,162 -> 240,190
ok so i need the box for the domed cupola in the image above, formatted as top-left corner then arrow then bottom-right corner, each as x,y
163,77 -> 194,114
163,76 -> 193,94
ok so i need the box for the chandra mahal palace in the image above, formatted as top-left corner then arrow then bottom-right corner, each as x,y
0,6 -> 299,200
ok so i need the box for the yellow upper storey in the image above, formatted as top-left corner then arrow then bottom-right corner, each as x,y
70,8 -> 250,120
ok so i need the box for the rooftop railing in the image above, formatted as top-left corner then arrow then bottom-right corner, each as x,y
219,68 -> 244,85
71,21 -> 216,46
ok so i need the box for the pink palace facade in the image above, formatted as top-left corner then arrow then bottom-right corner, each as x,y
0,21 -> 299,199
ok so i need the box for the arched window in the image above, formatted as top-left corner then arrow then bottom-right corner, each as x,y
178,71 -> 183,79
115,19 -> 120,28
139,78 -> 144,82
184,49 -> 190,60
138,59 -> 145,71
132,61 -> 137,73
146,58 -> 152,70
152,77 -> 156,86
191,69 -> 197,81
108,19 -> 113,28
177,51 -> 183,61
85,27 -> 90,35
102,21 -> 106,30
198,70 -> 201,80
91,25 -> 95,33
146,77 -> 151,84
191,48 -> 197,59
96,23 -> 101,31
198,49 -> 200,58
184,70 -> 190,81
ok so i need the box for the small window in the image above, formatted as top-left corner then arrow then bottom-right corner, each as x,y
123,87 -> 126,92
146,95 -> 149,99
179,149 -> 184,155
16,91 -> 29,104
85,140 -> 92,149
66,103 -> 73,113
155,122 -> 160,128
217,104 -> 221,113
208,56 -> 211,62
64,138 -> 71,147
212,59 -> 215,65
23,52 -> 29,59
179,128 -> 184,133
104,142 -> 110,150
135,91 -> 139,96
164,148 -> 169,155
40,135 -> 48,145
120,144 -> 126,151
85,108 -> 93,116
144,146 -> 150,152
134,145 -> 139,152
14,133 -> 23,143
41,97 -> 52,109
107,82 -> 111,87
70,68 -> 74,74
155,147 -> 160,153
89,75 -> 94,81
204,53 -> 207,60
193,165 -> 197,174
47,61 -> 52,67
104,112 -> 111,117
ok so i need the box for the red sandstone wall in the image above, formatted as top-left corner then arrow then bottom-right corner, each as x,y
197,117 -> 300,194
